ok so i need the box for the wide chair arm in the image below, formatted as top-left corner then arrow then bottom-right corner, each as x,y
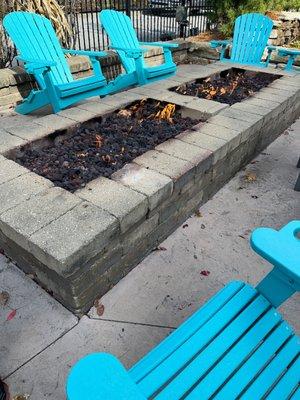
210,40 -> 232,60
109,45 -> 147,59
16,56 -> 57,74
66,353 -> 146,400
139,41 -> 179,49
62,48 -> 107,79
62,49 -> 107,58
251,220 -> 300,307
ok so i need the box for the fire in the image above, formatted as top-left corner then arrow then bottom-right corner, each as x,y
95,134 -> 103,148
155,103 -> 176,123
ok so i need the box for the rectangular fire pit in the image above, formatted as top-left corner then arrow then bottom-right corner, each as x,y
0,64 -> 299,314
170,68 -> 281,105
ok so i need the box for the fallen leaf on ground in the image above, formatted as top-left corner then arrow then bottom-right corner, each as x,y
94,299 -> 105,317
200,270 -> 210,276
195,210 -> 202,218
0,291 -> 9,306
13,395 -> 30,400
155,246 -> 167,251
201,224 -> 206,229
244,172 -> 257,182
183,224 -> 189,229
6,309 -> 17,321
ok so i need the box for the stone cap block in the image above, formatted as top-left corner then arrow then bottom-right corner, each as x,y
0,172 -> 53,214
111,163 -> 173,211
76,177 -> 148,233
134,149 -> 195,190
29,201 -> 119,277
0,187 -> 82,251
0,129 -> 26,154
0,158 -> 29,184
155,138 -> 212,174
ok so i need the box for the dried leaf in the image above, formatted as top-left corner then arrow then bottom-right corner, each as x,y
96,303 -> 105,317
6,309 -> 17,321
183,224 -> 189,229
13,395 -> 30,400
244,172 -> 257,182
156,246 -> 167,251
200,270 -> 210,276
195,210 -> 202,218
0,291 -> 9,306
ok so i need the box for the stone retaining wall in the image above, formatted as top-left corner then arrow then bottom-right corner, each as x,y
0,64 -> 299,313
269,11 -> 300,46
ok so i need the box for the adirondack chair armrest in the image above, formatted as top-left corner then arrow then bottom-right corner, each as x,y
16,57 -> 57,74
62,49 -> 107,58
251,220 -> 300,307
139,41 -> 179,49
109,46 -> 147,59
62,49 -> 107,79
210,40 -> 232,49
66,353 -> 146,400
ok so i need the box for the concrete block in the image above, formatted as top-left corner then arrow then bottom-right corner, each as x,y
0,187 -> 82,251
155,138 -> 212,174
29,201 -> 119,276
58,107 -> 99,122
77,100 -> 116,114
77,177 -> 148,233
0,129 -> 26,154
0,172 -> 53,214
0,158 -> 28,184
5,122 -> 53,141
122,214 -> 159,253
111,163 -> 173,211
134,150 -> 195,190
176,129 -> 228,163
35,114 -> 76,131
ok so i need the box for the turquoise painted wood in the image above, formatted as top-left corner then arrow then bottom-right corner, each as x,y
99,10 -> 178,87
3,12 -> 108,114
277,48 -> 300,71
210,13 -> 275,68
66,221 -> 300,399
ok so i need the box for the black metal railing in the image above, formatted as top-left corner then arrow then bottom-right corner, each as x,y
0,0 -> 212,67
61,0 -> 213,51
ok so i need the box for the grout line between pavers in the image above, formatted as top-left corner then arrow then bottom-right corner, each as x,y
88,315 -> 176,330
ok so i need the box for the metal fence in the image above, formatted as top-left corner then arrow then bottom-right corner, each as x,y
61,0 -> 213,51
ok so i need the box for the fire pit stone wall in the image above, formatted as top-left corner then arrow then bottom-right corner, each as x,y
0,64 -> 299,313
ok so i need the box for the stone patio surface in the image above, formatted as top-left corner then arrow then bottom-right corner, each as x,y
0,114 -> 299,399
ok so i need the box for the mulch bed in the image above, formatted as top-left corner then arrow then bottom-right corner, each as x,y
172,68 -> 280,105
16,99 -> 200,192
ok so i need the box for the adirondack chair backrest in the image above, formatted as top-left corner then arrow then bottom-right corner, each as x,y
231,13 -> 273,64
100,10 -> 141,74
3,12 -> 73,86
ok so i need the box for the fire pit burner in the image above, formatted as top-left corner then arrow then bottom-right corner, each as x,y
171,68 -> 281,105
14,99 -> 201,192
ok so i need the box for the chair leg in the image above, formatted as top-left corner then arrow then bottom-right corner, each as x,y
15,90 -> 50,115
294,172 -> 300,192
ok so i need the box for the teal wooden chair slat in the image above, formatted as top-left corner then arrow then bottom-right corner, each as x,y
3,12 -> 108,114
66,220 -> 300,399
99,10 -> 178,87
211,13 -> 275,68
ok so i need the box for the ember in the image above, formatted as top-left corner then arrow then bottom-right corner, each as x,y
15,99 -> 201,192
172,68 -> 280,105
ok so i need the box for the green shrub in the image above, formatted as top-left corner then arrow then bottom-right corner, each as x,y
209,0 -> 300,37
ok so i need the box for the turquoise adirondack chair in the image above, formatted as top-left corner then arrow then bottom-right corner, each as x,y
66,220 -> 300,399
99,10 -> 178,87
210,13 -> 275,68
3,12 -> 108,114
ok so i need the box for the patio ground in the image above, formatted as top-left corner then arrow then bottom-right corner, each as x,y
1,117 -> 299,399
